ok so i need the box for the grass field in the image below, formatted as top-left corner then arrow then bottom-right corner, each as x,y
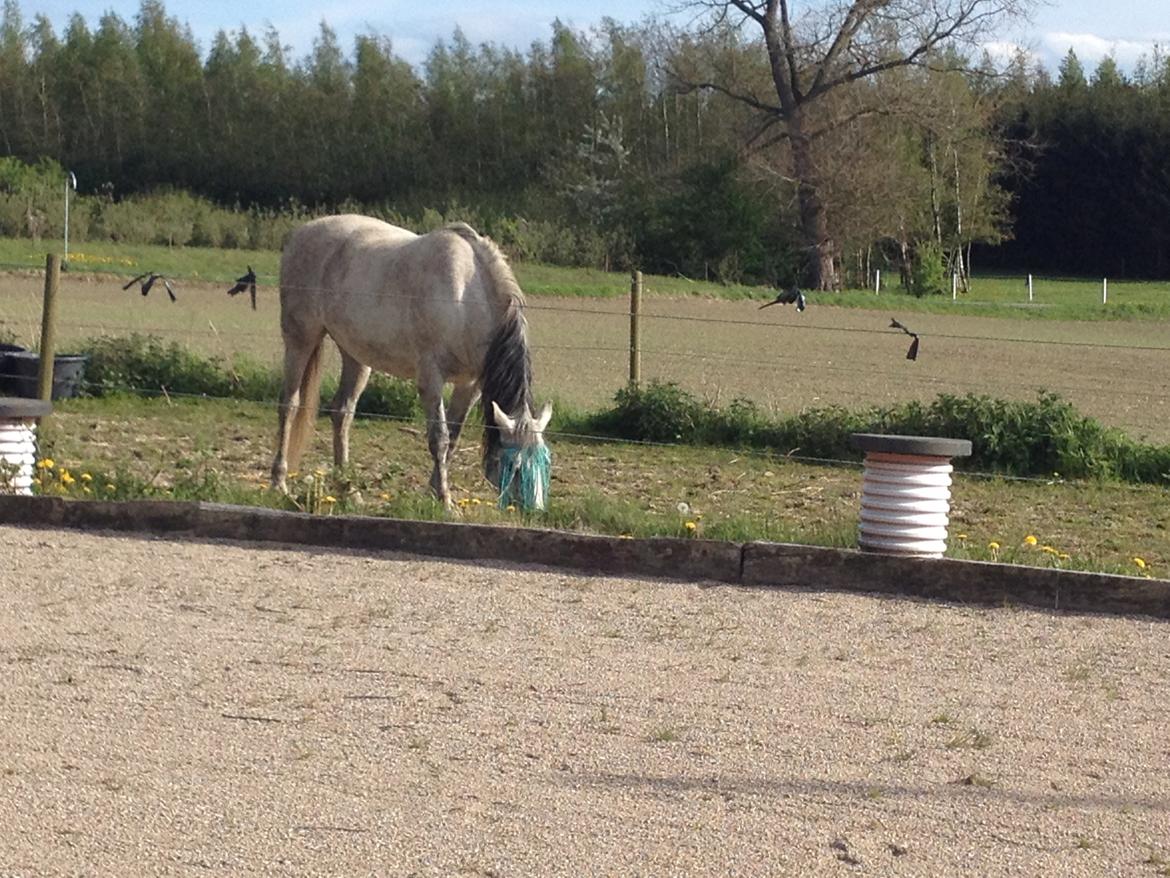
31,395 -> 1169,579
2,268 -> 1169,442
2,235 -> 1170,315
3,237 -> 1169,579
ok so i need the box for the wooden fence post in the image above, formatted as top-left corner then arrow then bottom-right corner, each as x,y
37,254 -> 61,402
629,269 -> 642,387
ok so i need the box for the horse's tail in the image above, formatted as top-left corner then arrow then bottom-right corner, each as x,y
286,339 -> 325,472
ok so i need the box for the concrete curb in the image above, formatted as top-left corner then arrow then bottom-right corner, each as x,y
1,496 -> 1167,620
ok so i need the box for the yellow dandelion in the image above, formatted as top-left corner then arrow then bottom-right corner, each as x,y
322,495 -> 337,504
1133,557 -> 1147,570
1024,535 -> 1038,546
956,533 -> 968,541
471,498 -> 482,506
379,492 -> 391,501
1041,545 -> 1057,555
80,473 -> 93,482
684,521 -> 697,532
60,472 -> 75,486
505,505 -> 516,513
1058,553 -> 1070,561
105,483 -> 116,491
458,497 -> 470,508
36,458 -> 54,470
988,541 -> 1000,551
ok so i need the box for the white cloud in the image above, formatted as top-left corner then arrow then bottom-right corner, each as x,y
980,40 -> 1044,69
1042,31 -> 1168,71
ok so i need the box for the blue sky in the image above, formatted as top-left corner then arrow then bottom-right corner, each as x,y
23,0 -> 1170,74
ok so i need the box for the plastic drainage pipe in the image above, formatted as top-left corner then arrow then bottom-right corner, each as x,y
0,398 -> 52,495
849,434 -> 973,559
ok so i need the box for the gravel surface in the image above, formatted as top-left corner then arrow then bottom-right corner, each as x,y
2,524 -> 1168,877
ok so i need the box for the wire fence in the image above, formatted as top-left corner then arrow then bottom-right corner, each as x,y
2,262 -> 1169,452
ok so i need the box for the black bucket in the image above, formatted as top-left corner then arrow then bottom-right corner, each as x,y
0,351 -> 88,400
0,344 -> 27,397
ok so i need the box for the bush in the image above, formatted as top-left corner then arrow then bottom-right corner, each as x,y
577,380 -> 1170,485
76,334 -> 420,422
352,373 -> 421,420
909,241 -> 947,297
80,334 -> 236,398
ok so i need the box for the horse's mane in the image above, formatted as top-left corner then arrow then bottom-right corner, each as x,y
443,222 -> 526,310
443,223 -> 535,466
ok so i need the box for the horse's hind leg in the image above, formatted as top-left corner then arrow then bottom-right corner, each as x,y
271,330 -> 325,493
417,367 -> 453,508
330,349 -> 372,470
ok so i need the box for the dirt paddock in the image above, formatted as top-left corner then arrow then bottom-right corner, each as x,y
1,524 -> 1168,876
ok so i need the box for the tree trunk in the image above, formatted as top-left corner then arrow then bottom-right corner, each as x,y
789,117 -> 839,290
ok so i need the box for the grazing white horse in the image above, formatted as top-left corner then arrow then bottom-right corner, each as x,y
271,215 -> 553,510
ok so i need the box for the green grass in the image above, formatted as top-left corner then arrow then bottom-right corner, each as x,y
3,235 -> 1169,319
28,395 -> 1170,579
0,237 -> 279,285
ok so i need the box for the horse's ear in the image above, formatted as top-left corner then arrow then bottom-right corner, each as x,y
535,401 -> 553,432
491,400 -> 516,433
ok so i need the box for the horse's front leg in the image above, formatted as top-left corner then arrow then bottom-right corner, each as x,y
445,382 -> 481,461
418,371 -> 453,508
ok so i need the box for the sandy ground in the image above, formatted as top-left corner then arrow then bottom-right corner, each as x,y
1,524 -> 1168,877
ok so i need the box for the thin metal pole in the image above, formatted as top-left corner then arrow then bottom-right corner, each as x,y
63,178 -> 70,267
37,254 -> 61,402
629,270 -> 642,386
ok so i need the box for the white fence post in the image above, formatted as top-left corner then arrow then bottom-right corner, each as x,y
951,273 -> 957,300
1027,274 -> 1033,302
875,269 -> 880,295
1103,278 -> 1108,304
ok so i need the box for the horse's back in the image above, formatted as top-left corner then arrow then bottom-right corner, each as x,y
281,215 -> 415,293
278,215 -> 496,381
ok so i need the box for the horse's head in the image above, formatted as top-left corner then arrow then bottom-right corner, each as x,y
486,400 -> 553,511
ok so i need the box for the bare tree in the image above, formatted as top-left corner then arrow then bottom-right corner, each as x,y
669,0 -> 1035,289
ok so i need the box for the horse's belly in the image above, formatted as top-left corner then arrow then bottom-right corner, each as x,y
334,332 -> 418,379
328,329 -> 477,385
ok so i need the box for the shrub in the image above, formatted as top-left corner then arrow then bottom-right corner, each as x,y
909,241 -> 947,297
80,334 -> 235,398
576,380 -> 1170,486
76,334 -> 420,421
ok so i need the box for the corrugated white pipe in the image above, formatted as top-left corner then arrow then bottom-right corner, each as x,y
0,419 -> 38,495
858,452 -> 955,557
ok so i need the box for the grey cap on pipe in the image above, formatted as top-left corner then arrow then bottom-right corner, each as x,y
850,433 -> 972,458
0,398 -> 53,419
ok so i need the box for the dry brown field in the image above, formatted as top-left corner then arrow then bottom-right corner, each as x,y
2,273 -> 1169,442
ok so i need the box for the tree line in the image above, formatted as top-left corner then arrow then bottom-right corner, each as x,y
1,0 -> 1168,285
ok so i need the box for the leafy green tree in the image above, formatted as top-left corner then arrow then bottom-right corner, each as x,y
668,0 -> 1037,290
